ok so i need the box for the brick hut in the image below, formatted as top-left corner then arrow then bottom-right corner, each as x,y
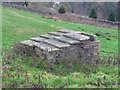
14,30 -> 100,65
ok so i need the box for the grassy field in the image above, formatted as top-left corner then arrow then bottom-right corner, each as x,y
2,6 -> 119,88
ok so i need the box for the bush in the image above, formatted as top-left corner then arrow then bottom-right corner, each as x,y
58,5 -> 67,14
71,8 -> 74,13
89,8 -> 97,19
108,12 -> 116,22
23,2 -> 29,6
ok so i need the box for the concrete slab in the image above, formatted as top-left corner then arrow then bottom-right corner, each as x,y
40,34 -> 57,39
48,32 -> 63,36
33,42 -> 59,52
54,36 -> 80,44
80,33 -> 96,41
20,40 -> 37,47
43,39 -> 70,48
58,29 -> 82,34
64,33 -> 90,41
31,37 -> 46,42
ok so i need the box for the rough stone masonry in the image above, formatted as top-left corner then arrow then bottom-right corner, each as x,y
14,29 -> 100,65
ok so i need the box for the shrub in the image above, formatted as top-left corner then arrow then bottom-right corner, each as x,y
71,8 -> 74,13
23,2 -> 29,6
58,5 -> 67,14
89,8 -> 97,19
108,12 -> 116,22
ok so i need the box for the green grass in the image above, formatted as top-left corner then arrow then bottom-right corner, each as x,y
2,6 -> 119,88
2,6 -> 118,55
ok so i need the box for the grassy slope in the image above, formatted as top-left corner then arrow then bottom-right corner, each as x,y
2,7 -> 118,55
2,6 -> 118,88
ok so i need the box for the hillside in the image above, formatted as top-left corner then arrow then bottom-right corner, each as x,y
61,2 -> 118,20
2,6 -> 118,55
4,2 -> 118,20
3,2 -> 118,30
2,6 -> 118,88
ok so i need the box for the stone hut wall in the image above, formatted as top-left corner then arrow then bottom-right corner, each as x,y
13,30 -> 100,66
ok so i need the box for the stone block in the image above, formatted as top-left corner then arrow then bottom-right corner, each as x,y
58,29 -> 82,34
43,39 -> 70,49
63,33 -> 90,41
30,37 -> 46,42
54,36 -> 80,45
33,42 -> 59,52
40,34 -> 57,39
48,32 -> 63,36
